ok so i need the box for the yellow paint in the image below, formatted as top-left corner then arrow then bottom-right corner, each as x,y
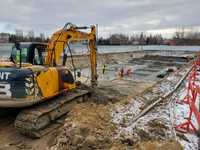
37,67 -> 59,97
63,83 -> 76,90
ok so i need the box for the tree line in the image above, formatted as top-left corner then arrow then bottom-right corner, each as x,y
9,34 -> 49,43
98,27 -> 200,45
8,30 -> 49,43
6,27 -> 200,45
172,27 -> 200,45
98,33 -> 164,45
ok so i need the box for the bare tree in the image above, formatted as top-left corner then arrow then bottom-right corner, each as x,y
174,27 -> 185,39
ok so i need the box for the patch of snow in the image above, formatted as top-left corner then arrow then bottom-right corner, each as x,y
179,134 -> 198,150
167,75 -> 179,83
112,99 -> 142,125
112,98 -> 143,136
175,101 -> 199,149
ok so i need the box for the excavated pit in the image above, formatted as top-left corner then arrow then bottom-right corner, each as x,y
78,54 -> 191,88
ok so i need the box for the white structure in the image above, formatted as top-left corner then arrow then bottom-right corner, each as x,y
0,33 -> 10,43
15,29 -> 23,37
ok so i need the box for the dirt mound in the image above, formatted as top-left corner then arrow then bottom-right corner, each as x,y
50,102 -> 121,150
133,139 -> 183,150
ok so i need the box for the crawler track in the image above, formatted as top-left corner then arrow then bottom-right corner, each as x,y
15,89 -> 89,138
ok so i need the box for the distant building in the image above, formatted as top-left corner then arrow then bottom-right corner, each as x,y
40,33 -> 45,41
132,41 -> 140,45
163,39 -> 176,45
109,34 -> 129,45
15,29 -> 23,37
0,33 -> 10,43
27,30 -> 35,39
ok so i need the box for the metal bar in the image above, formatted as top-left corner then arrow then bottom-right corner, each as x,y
132,65 -> 193,123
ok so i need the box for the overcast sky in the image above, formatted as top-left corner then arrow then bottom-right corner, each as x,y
0,0 -> 200,38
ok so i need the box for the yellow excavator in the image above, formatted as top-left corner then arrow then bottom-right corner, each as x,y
0,23 -> 98,138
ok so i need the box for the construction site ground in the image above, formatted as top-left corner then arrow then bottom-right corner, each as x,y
0,51 -> 198,150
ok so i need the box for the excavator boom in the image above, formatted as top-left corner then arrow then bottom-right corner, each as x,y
45,23 -> 98,86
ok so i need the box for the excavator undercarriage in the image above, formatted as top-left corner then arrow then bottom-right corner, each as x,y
15,89 -> 89,138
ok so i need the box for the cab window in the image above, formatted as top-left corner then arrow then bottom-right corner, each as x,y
34,48 -> 41,65
11,47 -> 28,63
21,48 -> 28,62
33,45 -> 47,65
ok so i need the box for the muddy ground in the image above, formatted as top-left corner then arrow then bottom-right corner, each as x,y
0,52 -> 198,150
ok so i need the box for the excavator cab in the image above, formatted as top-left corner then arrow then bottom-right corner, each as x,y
10,42 -> 47,66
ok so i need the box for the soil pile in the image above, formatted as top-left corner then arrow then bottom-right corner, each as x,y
50,102 -> 121,150
133,139 -> 183,150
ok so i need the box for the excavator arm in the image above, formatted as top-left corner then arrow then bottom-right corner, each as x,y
45,23 -> 98,87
